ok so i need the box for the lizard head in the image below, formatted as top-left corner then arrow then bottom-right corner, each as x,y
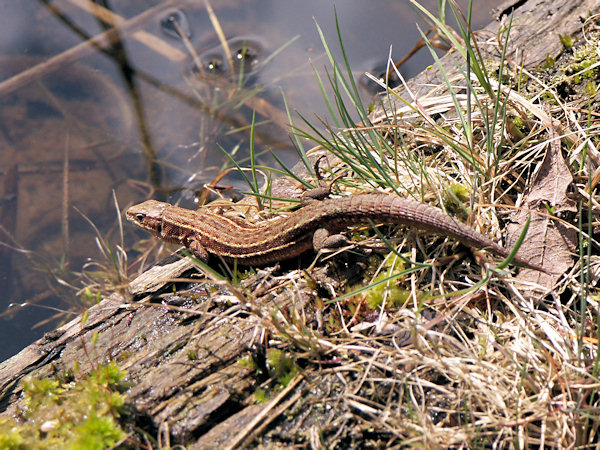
126,200 -> 169,237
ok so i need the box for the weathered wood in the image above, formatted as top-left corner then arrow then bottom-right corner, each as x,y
1,0 -> 596,446
492,0 -> 594,68
0,274 -> 273,442
372,0 -> 599,117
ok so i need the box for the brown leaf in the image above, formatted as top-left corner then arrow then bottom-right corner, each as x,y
506,126 -> 576,290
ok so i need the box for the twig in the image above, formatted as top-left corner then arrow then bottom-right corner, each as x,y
204,0 -> 234,73
0,0 -> 180,98
65,0 -> 186,61
62,135 -> 70,262
225,375 -> 304,450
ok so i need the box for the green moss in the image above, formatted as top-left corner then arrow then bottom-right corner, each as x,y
70,413 -> 124,450
510,115 -> 525,130
585,80 -> 598,95
540,91 -> 557,104
443,182 -> 470,217
366,279 -> 410,309
504,115 -> 527,141
542,54 -> 556,70
266,349 -> 299,387
559,33 -> 575,49
0,362 -> 128,449
451,183 -> 469,202
243,348 -> 298,381
22,378 -> 62,411
0,418 -> 26,449
243,349 -> 299,403
561,40 -> 600,82
364,257 -> 407,309
252,388 -> 270,404
238,354 -> 259,370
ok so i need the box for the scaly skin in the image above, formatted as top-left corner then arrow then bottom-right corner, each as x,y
126,194 -> 545,271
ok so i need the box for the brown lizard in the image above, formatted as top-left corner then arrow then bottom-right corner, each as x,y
126,193 -> 545,272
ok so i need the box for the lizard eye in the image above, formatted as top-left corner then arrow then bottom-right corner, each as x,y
136,214 -> 145,222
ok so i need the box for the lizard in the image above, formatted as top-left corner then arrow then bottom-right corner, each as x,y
126,193 -> 546,272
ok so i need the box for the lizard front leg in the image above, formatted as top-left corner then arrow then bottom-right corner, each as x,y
186,234 -> 210,263
300,155 -> 345,206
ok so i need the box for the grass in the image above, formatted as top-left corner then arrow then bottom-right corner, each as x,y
10,1 -> 599,447
117,1 -> 600,444
214,1 -> 600,447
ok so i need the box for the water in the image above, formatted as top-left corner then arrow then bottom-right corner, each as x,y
0,0 -> 503,362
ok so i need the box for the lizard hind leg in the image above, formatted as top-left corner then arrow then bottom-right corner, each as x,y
312,228 -> 351,251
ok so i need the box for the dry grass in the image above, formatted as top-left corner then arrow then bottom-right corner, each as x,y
238,12 -> 600,448
107,5 -> 600,448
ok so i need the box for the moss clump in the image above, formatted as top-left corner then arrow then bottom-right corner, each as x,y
559,33 -> 575,49
0,362 -> 128,449
266,349 -> 299,387
443,182 -> 471,219
363,256 -> 411,309
560,37 -> 600,83
242,348 -> 299,404
365,276 -> 411,310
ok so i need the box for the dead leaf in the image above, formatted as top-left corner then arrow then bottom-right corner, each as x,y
506,122 -> 576,291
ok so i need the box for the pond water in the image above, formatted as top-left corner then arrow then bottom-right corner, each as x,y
0,0 -> 503,362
